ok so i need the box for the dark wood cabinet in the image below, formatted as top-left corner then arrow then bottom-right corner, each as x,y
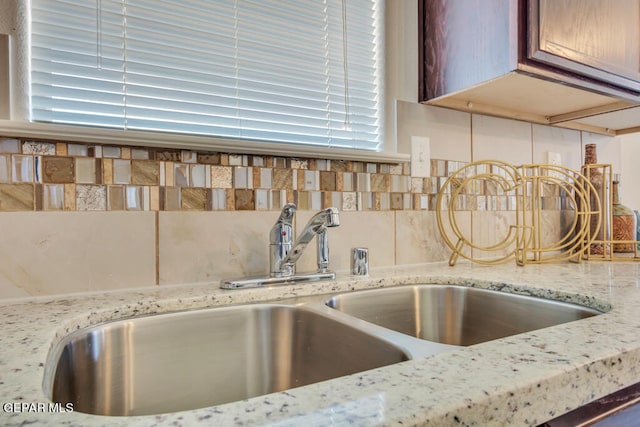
528,0 -> 640,92
540,381 -> 640,426
419,0 -> 640,135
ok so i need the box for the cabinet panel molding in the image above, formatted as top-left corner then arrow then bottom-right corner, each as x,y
419,0 -> 640,135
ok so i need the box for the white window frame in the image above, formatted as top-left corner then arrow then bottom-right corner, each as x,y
0,0 -> 409,162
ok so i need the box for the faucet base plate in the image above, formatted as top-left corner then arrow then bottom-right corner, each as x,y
221,272 -> 336,289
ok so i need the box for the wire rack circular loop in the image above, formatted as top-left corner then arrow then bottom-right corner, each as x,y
435,160 -> 601,266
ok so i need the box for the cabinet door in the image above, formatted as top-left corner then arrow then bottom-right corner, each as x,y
528,0 -> 640,92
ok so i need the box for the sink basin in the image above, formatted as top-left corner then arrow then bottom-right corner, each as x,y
326,285 -> 602,346
46,304 -> 408,416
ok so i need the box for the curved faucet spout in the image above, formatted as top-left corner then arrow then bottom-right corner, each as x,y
282,207 -> 340,267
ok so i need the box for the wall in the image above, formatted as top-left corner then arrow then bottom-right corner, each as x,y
0,1 -> 626,299
620,133 -> 640,211
0,110 -> 620,299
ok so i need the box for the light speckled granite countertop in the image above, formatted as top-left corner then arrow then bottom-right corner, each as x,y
1,261 -> 639,426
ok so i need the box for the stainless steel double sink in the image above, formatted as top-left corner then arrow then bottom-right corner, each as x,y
44,285 -> 603,416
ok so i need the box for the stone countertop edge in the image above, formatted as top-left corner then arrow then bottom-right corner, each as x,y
1,261 -> 639,426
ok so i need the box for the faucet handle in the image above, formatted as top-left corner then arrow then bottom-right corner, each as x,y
278,203 -> 296,222
270,203 -> 296,245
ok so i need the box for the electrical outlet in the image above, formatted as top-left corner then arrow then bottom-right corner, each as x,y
546,151 -> 562,179
411,136 -> 430,177
546,151 -> 562,166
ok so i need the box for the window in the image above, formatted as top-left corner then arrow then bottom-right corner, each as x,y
30,0 -> 383,151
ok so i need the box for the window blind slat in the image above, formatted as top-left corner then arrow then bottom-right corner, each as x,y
30,0 -> 382,151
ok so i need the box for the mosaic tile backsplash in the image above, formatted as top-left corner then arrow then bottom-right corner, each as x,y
0,138 -> 567,212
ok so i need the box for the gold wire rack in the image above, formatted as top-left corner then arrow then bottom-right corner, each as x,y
436,160 -> 639,266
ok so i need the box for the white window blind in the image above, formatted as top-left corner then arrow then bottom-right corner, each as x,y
30,0 -> 383,151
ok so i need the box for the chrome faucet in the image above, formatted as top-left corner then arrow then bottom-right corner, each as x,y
273,205 -> 340,277
221,204 -> 340,289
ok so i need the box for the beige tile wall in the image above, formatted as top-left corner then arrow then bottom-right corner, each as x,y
620,133 -> 640,211
472,115 -> 533,165
0,103 -> 620,299
0,211 -> 156,298
159,211 -> 278,284
295,210 -> 397,273
532,125 -> 582,169
0,34 -> 8,120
